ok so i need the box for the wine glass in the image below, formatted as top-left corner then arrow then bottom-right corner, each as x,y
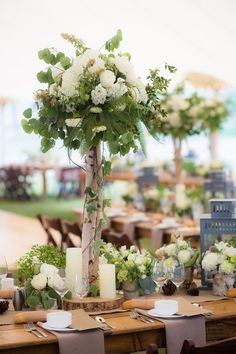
0,256 -> 8,280
74,275 -> 89,309
170,264 -> 185,291
52,269 -> 69,310
153,262 -> 166,291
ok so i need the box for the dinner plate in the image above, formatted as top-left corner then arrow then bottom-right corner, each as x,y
42,323 -> 77,332
157,223 -> 179,229
147,309 -> 184,319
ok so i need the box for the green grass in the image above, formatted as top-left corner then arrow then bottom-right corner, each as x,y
0,198 -> 84,221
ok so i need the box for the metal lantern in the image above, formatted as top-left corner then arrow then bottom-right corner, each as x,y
200,198 -> 236,288
203,170 -> 235,212
136,167 -> 159,191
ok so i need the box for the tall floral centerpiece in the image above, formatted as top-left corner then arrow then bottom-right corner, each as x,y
22,31 -> 173,284
159,84 -> 203,183
199,97 -> 229,161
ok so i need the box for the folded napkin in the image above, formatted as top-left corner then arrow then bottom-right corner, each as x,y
0,288 -> 14,299
52,328 -> 104,354
39,310 -> 105,354
137,307 -> 206,354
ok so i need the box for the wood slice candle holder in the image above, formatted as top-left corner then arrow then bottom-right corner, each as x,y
63,295 -> 124,312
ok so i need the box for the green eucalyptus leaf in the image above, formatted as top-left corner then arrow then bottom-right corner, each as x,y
26,295 -> 41,307
23,108 -> 32,119
21,119 -> 33,134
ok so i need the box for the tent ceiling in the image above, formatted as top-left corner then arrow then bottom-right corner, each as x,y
1,0 -> 236,100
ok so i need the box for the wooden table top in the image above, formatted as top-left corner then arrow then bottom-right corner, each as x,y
0,299 -> 235,354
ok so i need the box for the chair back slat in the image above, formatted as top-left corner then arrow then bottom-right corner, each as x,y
180,337 -> 236,354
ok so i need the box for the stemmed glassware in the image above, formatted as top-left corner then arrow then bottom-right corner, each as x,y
170,264 -> 185,291
0,256 -> 8,280
153,261 -> 167,291
52,269 -> 69,310
74,275 -> 90,309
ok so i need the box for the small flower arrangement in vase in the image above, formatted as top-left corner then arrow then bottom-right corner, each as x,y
17,244 -> 70,309
142,184 -> 172,213
154,234 -> 200,282
201,239 -> 236,296
100,243 -> 155,299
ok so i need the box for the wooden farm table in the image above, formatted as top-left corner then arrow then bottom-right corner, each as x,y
79,170 -> 204,194
0,299 -> 235,354
74,207 -> 200,248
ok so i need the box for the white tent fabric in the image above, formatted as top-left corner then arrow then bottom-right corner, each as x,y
0,0 -> 236,100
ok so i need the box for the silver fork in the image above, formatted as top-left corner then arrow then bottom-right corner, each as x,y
24,323 -> 43,338
28,323 -> 48,337
130,309 -> 153,324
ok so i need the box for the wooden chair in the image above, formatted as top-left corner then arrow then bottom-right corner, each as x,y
37,215 -> 65,251
61,220 -> 82,248
180,337 -> 236,354
101,229 -> 134,248
146,344 -> 159,354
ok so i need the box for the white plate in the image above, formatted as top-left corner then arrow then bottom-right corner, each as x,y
157,223 -> 179,229
147,309 -> 184,319
42,323 -> 77,332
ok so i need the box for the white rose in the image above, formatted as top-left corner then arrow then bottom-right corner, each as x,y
163,257 -> 178,270
100,70 -> 116,88
177,238 -> 188,250
128,254 -> 136,262
112,55 -> 134,75
202,252 -> 219,272
165,244 -> 177,257
75,49 -> 99,68
219,260 -> 234,274
223,246 -> 236,258
126,71 -> 137,85
106,78 -> 128,99
88,58 -> 105,75
40,263 -> 58,278
31,273 -> 47,290
215,241 -> 227,252
178,250 -> 192,264
48,273 -> 65,290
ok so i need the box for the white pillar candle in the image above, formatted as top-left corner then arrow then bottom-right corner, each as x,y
1,277 -> 14,289
65,248 -> 82,296
99,264 -> 116,299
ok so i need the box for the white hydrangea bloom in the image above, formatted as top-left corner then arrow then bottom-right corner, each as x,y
31,273 -> 47,290
138,264 -> 146,273
165,244 -> 177,257
127,253 -> 136,262
167,95 -> 190,111
100,70 -> 116,88
40,263 -> 58,278
120,246 -> 129,258
219,260 -> 235,274
126,71 -> 138,85
91,84 -> 107,105
106,78 -> 128,99
202,252 -> 219,272
178,249 -> 192,264
163,257 -> 178,270
168,112 -> 181,127
65,118 -> 81,128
